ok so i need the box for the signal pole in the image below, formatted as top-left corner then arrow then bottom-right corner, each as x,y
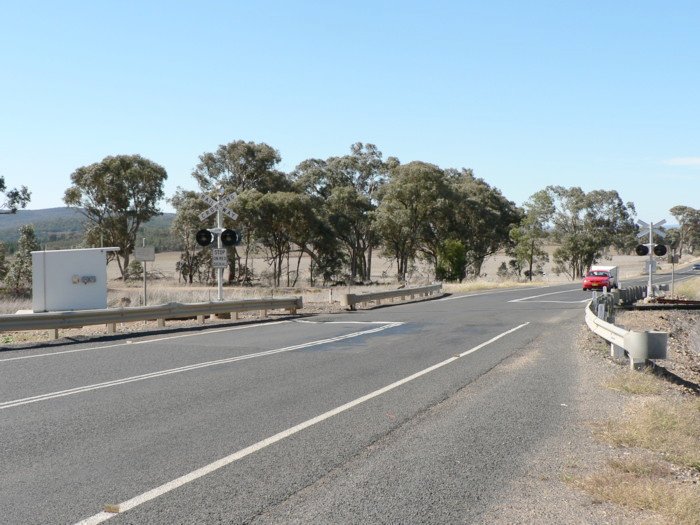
216,196 -> 223,301
197,189 -> 239,302
637,219 -> 666,299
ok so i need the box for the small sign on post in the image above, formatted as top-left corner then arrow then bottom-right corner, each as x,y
134,246 -> 155,262
212,248 -> 228,268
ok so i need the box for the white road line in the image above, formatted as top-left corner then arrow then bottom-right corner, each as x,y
0,320 -> 292,364
0,322 -> 403,410
293,320 -> 396,325
436,288 -> 536,301
74,322 -> 529,525
523,299 -> 590,304
508,289 -> 579,303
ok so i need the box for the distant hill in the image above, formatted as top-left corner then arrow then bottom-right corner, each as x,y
0,207 -> 177,251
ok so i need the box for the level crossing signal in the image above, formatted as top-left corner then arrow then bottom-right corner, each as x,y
635,219 -> 667,257
196,229 -> 213,247
635,244 -> 667,256
196,229 -> 239,247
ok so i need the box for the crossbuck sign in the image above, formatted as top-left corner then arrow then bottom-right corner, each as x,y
198,193 -> 238,222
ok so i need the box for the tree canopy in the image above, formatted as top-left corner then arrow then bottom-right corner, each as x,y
56,140 -> 660,288
532,186 -> 636,279
63,154 -> 167,279
0,176 -> 30,214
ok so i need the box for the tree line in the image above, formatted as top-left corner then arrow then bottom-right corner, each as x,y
3,142 -> 699,294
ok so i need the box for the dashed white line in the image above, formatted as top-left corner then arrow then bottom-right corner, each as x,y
74,322 -> 529,525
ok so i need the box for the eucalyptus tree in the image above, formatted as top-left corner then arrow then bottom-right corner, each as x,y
63,154 -> 167,279
448,169 -> 521,278
293,143 -> 390,282
0,242 -> 8,281
191,140 -> 292,282
375,161 -> 452,282
237,190 -> 320,287
169,188 -> 210,284
507,192 -> 553,280
0,176 -> 31,214
5,224 -> 40,294
669,205 -> 700,255
191,140 -> 286,194
537,186 -> 636,279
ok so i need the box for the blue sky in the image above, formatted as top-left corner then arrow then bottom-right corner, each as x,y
1,1 -> 698,223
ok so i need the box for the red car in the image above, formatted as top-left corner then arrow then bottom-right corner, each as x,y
582,270 -> 613,291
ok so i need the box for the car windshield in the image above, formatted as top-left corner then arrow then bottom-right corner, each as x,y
587,271 -> 610,277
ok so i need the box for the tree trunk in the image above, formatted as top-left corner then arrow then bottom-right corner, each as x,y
227,246 -> 238,283
293,250 -> 303,287
120,254 -> 129,280
367,244 -> 373,282
286,250 -> 290,287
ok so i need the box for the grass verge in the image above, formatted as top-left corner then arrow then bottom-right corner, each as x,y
596,397 -> 700,471
673,276 -> 700,300
570,457 -> 700,525
570,358 -> 700,523
603,369 -> 666,396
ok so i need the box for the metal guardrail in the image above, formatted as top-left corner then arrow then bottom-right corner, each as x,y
0,297 -> 303,340
341,284 -> 442,311
585,288 -> 667,370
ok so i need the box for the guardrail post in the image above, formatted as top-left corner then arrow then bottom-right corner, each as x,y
157,318 -> 165,328
52,328 -> 59,340
340,294 -> 356,311
597,303 -> 606,320
610,342 -> 625,358
106,322 -> 116,334
624,331 -> 668,370
197,315 -> 205,324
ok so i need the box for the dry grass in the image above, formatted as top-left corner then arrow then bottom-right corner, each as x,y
571,305 -> 700,523
571,457 -> 700,525
0,295 -> 31,315
674,276 -> 700,300
441,280 -> 544,294
596,397 -> 700,471
604,369 -> 666,396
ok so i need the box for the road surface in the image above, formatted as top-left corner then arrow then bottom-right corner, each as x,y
0,272 -> 687,524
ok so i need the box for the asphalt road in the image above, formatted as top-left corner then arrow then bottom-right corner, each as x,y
0,270 -> 693,524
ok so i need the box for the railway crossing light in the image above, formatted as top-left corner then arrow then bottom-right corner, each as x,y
220,229 -> 239,246
195,229 -> 214,247
653,244 -> 667,256
635,244 -> 649,256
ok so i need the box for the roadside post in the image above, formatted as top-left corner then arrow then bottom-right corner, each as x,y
669,250 -> 679,297
134,239 -> 155,306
